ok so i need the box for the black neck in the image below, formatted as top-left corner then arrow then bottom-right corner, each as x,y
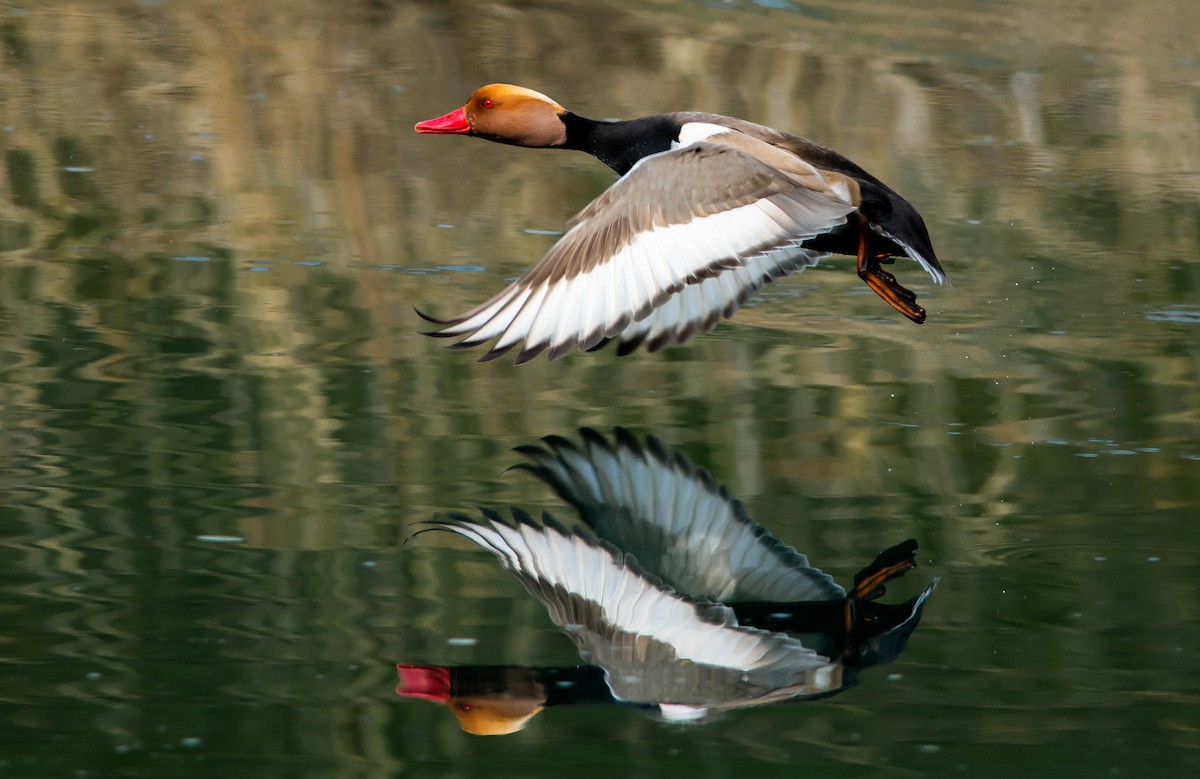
559,112 -> 680,176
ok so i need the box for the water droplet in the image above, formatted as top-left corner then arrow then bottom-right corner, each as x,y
195,535 -> 243,544
1145,308 -> 1200,324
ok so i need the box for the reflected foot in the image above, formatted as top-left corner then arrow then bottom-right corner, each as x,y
849,539 -> 919,602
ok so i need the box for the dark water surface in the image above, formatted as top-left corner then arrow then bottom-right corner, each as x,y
2,0 -> 1199,776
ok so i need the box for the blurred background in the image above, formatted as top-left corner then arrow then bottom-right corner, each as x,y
1,0 -> 1197,776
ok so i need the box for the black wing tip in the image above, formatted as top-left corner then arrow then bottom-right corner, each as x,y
578,427 -> 615,450
514,341 -> 550,365
539,433 -> 580,451
509,505 -> 537,525
584,335 -> 613,353
414,306 -> 458,326
614,335 -> 645,356
415,306 -> 467,338
419,511 -> 499,539
611,426 -> 644,453
477,342 -> 517,363
414,308 -> 540,364
408,521 -> 452,543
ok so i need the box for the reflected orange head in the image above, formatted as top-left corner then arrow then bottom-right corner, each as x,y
396,664 -> 546,736
446,696 -> 545,736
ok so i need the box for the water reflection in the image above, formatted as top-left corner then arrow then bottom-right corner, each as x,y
2,0 -> 1198,774
402,429 -> 935,734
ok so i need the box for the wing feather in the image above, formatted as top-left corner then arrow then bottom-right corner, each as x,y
513,429 -> 846,602
425,139 -> 858,362
430,511 -> 829,678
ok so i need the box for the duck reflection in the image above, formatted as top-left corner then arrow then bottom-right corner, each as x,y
400,429 -> 937,735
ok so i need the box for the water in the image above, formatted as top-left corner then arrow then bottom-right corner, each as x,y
1,0 -> 1199,776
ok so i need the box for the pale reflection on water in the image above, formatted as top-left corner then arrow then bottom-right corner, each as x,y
1,0 -> 1198,777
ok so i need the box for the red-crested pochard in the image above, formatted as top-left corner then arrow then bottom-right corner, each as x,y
415,85 -> 947,363
420,429 -> 937,727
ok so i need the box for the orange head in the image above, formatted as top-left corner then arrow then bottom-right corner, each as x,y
395,664 -> 546,736
445,696 -> 545,736
414,84 -> 568,148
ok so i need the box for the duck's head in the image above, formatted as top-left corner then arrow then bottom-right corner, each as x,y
395,663 -> 546,736
414,84 -> 568,148
444,696 -> 545,736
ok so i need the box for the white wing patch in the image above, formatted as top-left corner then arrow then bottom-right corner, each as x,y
423,136 -> 859,363
673,122 -> 732,148
613,247 -> 826,353
431,193 -> 852,363
435,515 -> 829,673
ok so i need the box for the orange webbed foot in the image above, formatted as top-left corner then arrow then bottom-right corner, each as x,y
858,256 -> 926,324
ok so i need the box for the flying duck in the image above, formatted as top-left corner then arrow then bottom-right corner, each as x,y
415,429 -> 937,730
414,85 -> 947,363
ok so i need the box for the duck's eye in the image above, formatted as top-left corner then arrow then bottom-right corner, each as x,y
481,98 -> 494,109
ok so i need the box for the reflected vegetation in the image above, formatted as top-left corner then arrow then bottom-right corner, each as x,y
401,429 -> 936,734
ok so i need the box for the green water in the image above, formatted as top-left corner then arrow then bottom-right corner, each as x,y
1,0 -> 1198,776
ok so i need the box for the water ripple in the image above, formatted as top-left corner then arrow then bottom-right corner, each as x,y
1145,307 -> 1200,323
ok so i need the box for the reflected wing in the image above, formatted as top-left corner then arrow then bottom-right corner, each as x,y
430,510 -> 832,706
512,428 -> 845,603
422,139 -> 857,363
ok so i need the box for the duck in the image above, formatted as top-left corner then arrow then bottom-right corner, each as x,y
414,429 -> 938,731
414,85 -> 947,363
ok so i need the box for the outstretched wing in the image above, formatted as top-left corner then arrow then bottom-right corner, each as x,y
512,428 -> 845,603
422,134 -> 858,363
430,510 -> 835,706
600,248 -> 826,355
